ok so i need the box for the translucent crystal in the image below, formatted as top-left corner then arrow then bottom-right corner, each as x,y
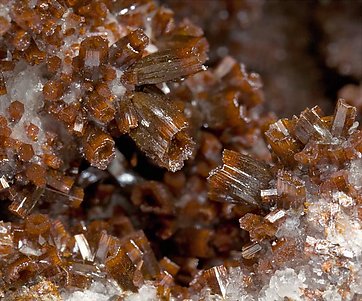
0,221 -> 13,257
208,149 -> 273,206
82,127 -> 115,170
239,213 -> 277,241
46,170 -> 75,194
123,36 -> 208,85
191,265 -> 228,298
95,231 -> 111,263
348,158 -> 362,189
265,119 -> 302,165
51,219 -> 72,253
131,181 -> 174,215
78,36 -> 109,80
331,98 -> 357,137
0,175 -> 10,191
105,246 -> 138,292
8,186 -> 43,218
159,257 -> 180,276
265,209 -> 286,223
260,268 -> 306,301
294,106 -> 333,144
276,170 -> 306,210
109,29 -> 149,69
128,91 -> 195,171
74,234 -> 94,262
260,188 -> 278,206
242,242 -> 262,259
121,231 -> 160,279
116,97 -> 139,134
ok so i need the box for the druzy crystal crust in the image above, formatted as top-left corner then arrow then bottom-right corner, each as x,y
0,0 -> 361,300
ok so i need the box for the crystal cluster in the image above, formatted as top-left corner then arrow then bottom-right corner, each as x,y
208,99 -> 362,300
0,0 -> 361,300
0,0 -> 209,220
164,0 -> 362,117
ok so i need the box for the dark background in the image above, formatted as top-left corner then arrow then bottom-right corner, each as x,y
162,0 -> 362,117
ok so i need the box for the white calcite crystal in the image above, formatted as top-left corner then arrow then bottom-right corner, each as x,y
348,158 -> 362,189
1,62 -> 47,156
62,280 -> 122,301
259,268 -> 307,301
124,284 -> 158,301
62,282 -> 159,301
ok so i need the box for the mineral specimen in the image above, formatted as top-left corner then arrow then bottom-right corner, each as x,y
0,0 -> 361,300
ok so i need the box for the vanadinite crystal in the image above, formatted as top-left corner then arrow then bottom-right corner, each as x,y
0,0 -> 361,300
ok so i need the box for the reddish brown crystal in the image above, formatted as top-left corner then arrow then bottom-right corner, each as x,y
265,118 -> 302,166
105,246 -> 138,291
175,227 -> 215,258
25,164 -> 46,187
82,127 -> 115,170
116,96 -> 139,134
123,36 -> 208,85
46,170 -> 74,194
239,213 -> 277,242
7,100 -> 24,122
331,98 -> 357,137
131,181 -> 174,215
25,123 -> 39,141
276,170 -> 306,209
8,187 -> 42,218
42,153 -> 62,169
0,221 -> 13,256
160,257 -> 180,277
25,213 -> 51,236
43,80 -> 64,101
78,36 -> 109,79
294,106 -> 333,144
109,29 -> 149,69
190,265 -> 228,298
127,91 -> 195,171
85,89 -> 116,124
0,1 -> 360,300
208,149 -> 272,207
18,143 -> 34,162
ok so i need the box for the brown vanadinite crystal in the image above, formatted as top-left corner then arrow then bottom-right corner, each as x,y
25,213 -> 51,235
18,143 -> 34,161
25,163 -> 46,187
7,100 -> 24,122
82,127 -> 116,170
131,181 -> 174,215
0,73 -> 7,95
105,245 -> 139,291
0,0 -> 361,300
78,36 -> 109,79
208,149 -> 272,207
43,80 -> 64,101
109,29 -> 149,69
239,213 -> 277,242
85,88 -> 116,124
122,36 -> 208,85
127,90 -> 195,171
